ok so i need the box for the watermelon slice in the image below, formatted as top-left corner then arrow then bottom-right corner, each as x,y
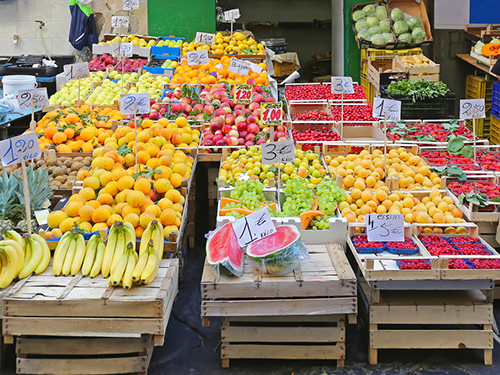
206,222 -> 244,278
246,225 -> 308,275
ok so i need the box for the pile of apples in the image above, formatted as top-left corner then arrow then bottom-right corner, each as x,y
88,54 -> 148,72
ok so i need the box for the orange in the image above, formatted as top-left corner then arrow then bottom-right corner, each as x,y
145,205 -> 161,217
154,166 -> 171,180
106,214 -> 123,227
83,176 -> 100,190
117,175 -> 135,191
124,213 -> 140,228
104,181 -> 119,196
169,173 -> 183,188
78,205 -> 95,222
165,189 -> 182,203
99,171 -> 113,186
139,212 -> 156,228
126,191 -> 146,208
158,198 -> 173,211
154,178 -> 172,194
86,200 -> 101,209
92,206 -> 112,223
134,178 -> 152,195
122,204 -> 141,218
52,132 -> 67,144
172,163 -> 187,176
97,193 -> 114,206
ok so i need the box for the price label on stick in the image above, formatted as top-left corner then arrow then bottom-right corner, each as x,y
123,0 -> 139,10
195,32 -> 215,46
331,76 -> 354,94
17,88 -> 49,110
111,16 -> 129,29
260,102 -> 283,126
120,93 -> 150,115
63,63 -> 90,81
233,207 -> 276,247
187,50 -> 209,66
366,214 -> 405,242
112,42 -> 133,57
234,84 -> 253,104
460,99 -> 486,119
223,8 -> 240,22
372,98 -> 401,121
248,61 -> 263,73
0,132 -> 42,167
228,58 -> 250,76
261,140 -> 295,165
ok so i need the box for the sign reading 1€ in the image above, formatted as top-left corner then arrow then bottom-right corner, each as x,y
260,102 -> 283,126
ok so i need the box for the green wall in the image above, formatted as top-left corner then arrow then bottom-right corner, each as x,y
147,0 -> 216,40
344,0 -> 366,82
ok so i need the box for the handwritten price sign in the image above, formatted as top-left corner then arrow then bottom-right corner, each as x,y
261,140 -> 295,165
63,63 -> 90,81
112,42 -> 133,57
331,76 -> 354,94
232,207 -> 276,247
187,50 -> 209,66
120,93 -> 150,115
260,102 -> 283,126
366,214 -> 405,242
373,98 -> 401,121
111,16 -> 129,29
195,32 -> 215,46
248,61 -> 263,73
460,99 -> 486,119
0,132 -> 42,167
223,8 -> 240,22
17,88 -> 49,111
228,58 -> 250,76
234,84 -> 252,104
123,0 -> 139,10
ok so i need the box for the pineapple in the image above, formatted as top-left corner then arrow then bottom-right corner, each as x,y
0,172 -> 18,231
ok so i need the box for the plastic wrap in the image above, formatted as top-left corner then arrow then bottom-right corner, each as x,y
205,223 -> 244,280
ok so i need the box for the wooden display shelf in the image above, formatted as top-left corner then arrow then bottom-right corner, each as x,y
457,54 -> 496,76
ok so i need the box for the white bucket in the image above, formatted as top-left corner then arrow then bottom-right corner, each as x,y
2,75 -> 37,98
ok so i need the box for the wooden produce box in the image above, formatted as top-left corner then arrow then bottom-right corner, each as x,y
367,58 -> 408,92
393,55 -> 440,82
3,259 -> 178,347
336,122 -> 387,143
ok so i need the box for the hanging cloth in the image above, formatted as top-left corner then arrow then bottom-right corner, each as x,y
69,0 -> 99,50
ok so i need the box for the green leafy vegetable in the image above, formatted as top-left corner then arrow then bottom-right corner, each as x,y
386,79 -> 450,103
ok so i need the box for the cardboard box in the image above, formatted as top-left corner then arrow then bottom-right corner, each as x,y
388,0 -> 433,47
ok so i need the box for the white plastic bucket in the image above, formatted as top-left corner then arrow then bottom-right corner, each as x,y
2,75 -> 37,98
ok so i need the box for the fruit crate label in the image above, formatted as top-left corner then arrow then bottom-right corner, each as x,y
34,209 -> 49,225
112,42 -> 133,57
17,88 -> 49,111
111,16 -> 129,29
195,32 -> 215,46
187,50 -> 209,66
233,207 -> 276,247
366,214 -> 405,242
223,8 -> 240,22
260,102 -> 283,126
0,132 -> 42,167
373,98 -> 401,121
123,0 -> 139,10
331,76 -> 354,94
228,58 -> 250,76
261,140 -> 295,165
63,62 -> 90,81
460,99 -> 486,119
234,84 -> 253,104
120,93 -> 150,115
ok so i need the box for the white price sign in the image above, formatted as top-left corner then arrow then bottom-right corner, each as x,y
460,99 -> 486,119
261,140 -> 295,165
248,61 -> 263,73
331,76 -> 354,94
195,32 -> 215,46
123,0 -> 139,10
228,58 -> 250,76
260,102 -> 283,126
233,207 -> 276,247
120,93 -> 150,115
112,42 -> 133,57
63,63 -> 90,81
0,132 -> 42,167
111,16 -> 129,29
187,50 -> 209,66
223,8 -> 240,22
366,214 -> 405,242
373,98 -> 401,121
17,88 -> 49,110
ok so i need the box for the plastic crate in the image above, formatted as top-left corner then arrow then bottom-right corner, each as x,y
360,77 -> 374,105
360,48 -> 423,80
381,90 -> 455,120
466,109 -> 491,138
492,81 -> 500,119
273,61 -> 295,76
491,114 -> 500,145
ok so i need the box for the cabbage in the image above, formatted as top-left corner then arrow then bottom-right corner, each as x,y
391,8 -> 404,22
355,20 -> 368,33
393,20 -> 409,35
357,29 -> 371,40
411,27 -> 426,43
370,34 -> 385,45
407,17 -> 422,31
398,33 -> 412,43
368,26 -> 382,36
379,19 -> 391,33
353,10 -> 366,22
475,41 -> 485,55
366,16 -> 379,29
376,6 -> 388,21
363,4 -> 376,17
382,33 -> 395,44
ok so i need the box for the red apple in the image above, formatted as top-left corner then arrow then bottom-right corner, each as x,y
225,116 -> 235,126
235,115 -> 246,125
222,124 -> 232,134
237,122 -> 247,132
248,123 -> 260,134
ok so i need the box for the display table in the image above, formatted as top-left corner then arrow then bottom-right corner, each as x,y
457,53 -> 496,76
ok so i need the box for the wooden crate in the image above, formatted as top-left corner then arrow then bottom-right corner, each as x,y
3,259 -> 178,347
220,315 -> 346,368
393,55 -> 440,82
359,287 -> 494,365
16,335 -> 154,375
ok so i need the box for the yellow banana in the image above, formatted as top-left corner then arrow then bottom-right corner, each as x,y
0,251 -> 11,289
53,232 -> 72,276
132,240 -> 151,281
70,234 -> 86,276
23,237 -> 32,268
62,234 -> 77,276
122,244 -> 136,290
32,234 -> 51,275
108,252 -> 128,286
19,238 -> 42,279
111,230 -> 126,274
123,222 -> 136,252
2,239 -> 24,275
141,245 -> 158,285
82,235 -> 98,276
0,245 -> 20,288
3,230 -> 23,247
133,251 -> 138,262
102,223 -> 121,277
139,223 -> 153,257
154,221 -> 164,262
90,239 -> 105,278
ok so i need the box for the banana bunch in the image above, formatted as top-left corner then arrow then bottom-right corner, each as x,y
109,242 -> 137,289
82,234 -> 106,277
20,234 -> 51,278
133,220 -> 164,285
53,230 -> 85,276
102,222 -> 136,278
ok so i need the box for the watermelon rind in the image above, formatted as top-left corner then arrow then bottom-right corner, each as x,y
246,225 -> 309,275
206,222 -> 244,278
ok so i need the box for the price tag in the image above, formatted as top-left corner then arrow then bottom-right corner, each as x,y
63,63 -> 90,81
261,140 -> 295,165
228,58 -> 250,76
34,209 -> 49,226
120,93 -> 150,115
460,99 -> 486,119
366,214 -> 405,242
195,32 -> 215,46
373,98 -> 401,121
111,16 -> 129,29
232,207 -> 276,247
248,61 -> 263,73
234,84 -> 253,104
112,42 -> 133,57
17,88 -> 49,110
0,132 -> 42,167
260,102 -> 283,126
123,0 -> 139,10
187,50 -> 209,66
223,8 -> 240,22
331,76 -> 354,94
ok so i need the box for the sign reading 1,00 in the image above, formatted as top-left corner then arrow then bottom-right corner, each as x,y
260,102 -> 282,126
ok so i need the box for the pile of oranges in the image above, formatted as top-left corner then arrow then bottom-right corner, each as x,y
35,106 -> 123,153
170,56 -> 268,87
